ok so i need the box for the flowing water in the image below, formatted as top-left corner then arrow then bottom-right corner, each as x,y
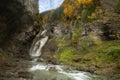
28,30 -> 105,80
29,62 -> 99,80
29,30 -> 48,57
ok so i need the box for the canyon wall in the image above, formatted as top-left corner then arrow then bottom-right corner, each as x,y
0,0 -> 39,58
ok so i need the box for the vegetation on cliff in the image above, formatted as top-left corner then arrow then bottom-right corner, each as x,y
0,0 -> 120,79
36,0 -> 120,77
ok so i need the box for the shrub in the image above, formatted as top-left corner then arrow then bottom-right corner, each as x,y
60,47 -> 76,62
81,7 -> 90,22
57,37 -> 69,49
98,45 -> 120,61
81,0 -> 100,22
72,28 -> 82,44
106,46 -> 120,61
79,36 -> 94,52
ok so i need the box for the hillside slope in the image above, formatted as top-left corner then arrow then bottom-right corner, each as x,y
38,0 -> 120,79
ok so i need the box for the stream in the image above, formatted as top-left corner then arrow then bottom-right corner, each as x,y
28,30 -> 106,80
29,61 -> 105,80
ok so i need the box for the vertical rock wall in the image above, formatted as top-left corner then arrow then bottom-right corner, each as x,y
18,0 -> 39,15
0,0 -> 39,58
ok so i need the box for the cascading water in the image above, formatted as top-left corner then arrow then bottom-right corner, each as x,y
29,63 -> 95,80
29,29 -> 103,80
29,30 -> 48,57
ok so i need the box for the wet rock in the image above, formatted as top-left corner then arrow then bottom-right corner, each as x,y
49,67 -> 57,72
38,58 -> 46,62
49,57 -> 60,65
62,66 -> 72,72
17,71 -> 33,79
0,59 -> 33,80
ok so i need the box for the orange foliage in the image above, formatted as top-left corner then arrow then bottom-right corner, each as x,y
62,0 -> 98,20
62,0 -> 82,19
63,4 -> 74,18
82,0 -> 93,5
77,0 -> 82,4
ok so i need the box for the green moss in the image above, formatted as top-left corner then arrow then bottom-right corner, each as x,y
99,45 -> 120,61
60,47 -> 76,62
58,40 -> 120,68
86,40 -> 120,63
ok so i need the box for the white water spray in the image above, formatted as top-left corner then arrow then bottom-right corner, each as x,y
29,30 -> 48,57
29,63 -> 93,80
29,30 -> 100,80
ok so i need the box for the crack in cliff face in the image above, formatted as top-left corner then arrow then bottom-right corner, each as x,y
0,0 -> 39,58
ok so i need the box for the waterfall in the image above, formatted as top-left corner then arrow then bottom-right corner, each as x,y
29,29 -> 48,57
29,30 -> 102,80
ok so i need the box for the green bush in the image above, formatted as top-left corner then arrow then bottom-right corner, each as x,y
72,28 -> 82,44
81,8 -> 90,22
94,56 -> 100,62
106,46 -> 120,60
81,0 -> 100,22
99,45 -> 120,61
79,36 -> 94,52
60,47 -> 75,62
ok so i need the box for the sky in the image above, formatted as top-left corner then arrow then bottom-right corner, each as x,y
39,0 -> 64,13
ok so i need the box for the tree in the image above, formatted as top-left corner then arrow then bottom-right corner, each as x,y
63,4 -> 74,18
81,0 -> 100,22
62,0 -> 82,20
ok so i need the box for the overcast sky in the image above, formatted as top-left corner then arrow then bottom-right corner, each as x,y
39,0 -> 64,13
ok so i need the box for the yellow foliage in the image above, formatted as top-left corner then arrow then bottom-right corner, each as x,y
88,12 -> 96,19
77,0 -> 82,4
82,0 -> 93,5
63,4 -> 74,18
62,0 -> 83,19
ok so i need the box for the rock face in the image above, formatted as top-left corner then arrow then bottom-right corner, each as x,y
18,0 -> 39,15
0,0 -> 39,58
39,0 -> 120,64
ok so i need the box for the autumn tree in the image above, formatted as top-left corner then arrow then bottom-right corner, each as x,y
63,4 -> 74,19
62,0 -> 83,20
81,0 -> 100,22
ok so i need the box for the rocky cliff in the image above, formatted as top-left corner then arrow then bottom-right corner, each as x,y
39,0 -> 120,78
18,0 -> 39,15
0,0 -> 39,58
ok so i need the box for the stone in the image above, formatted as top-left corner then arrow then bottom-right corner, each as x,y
0,0 -> 39,58
17,71 -> 33,79
49,67 -> 57,72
